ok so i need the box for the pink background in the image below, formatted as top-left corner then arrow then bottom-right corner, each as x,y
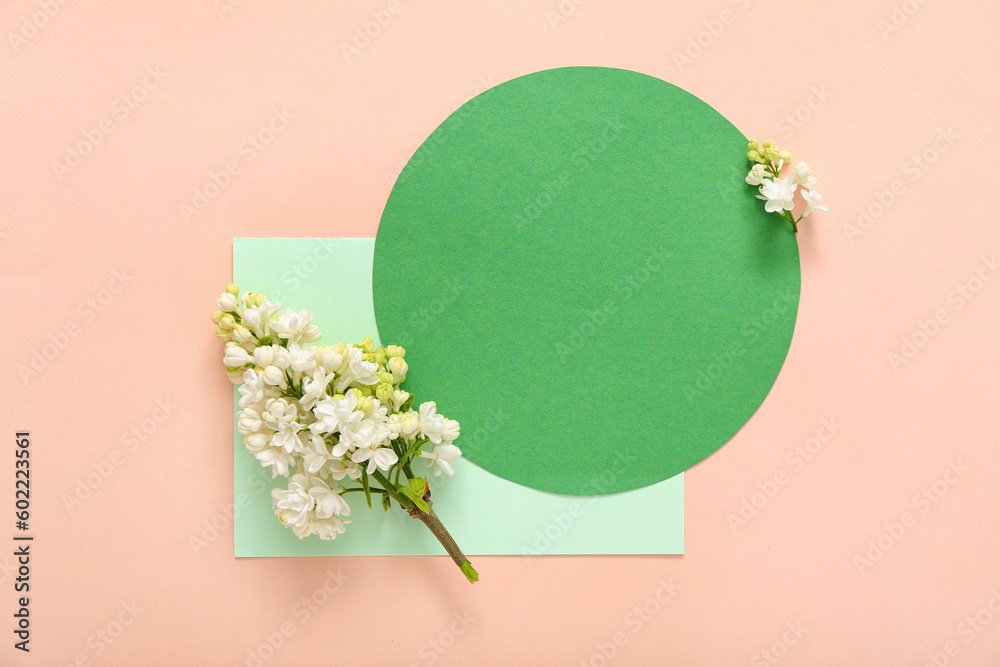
2,1 -> 998,665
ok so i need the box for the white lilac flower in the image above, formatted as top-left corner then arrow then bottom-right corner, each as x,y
307,477 -> 350,518
790,161 -> 817,189
224,344 -> 252,368
800,189 -> 832,217
301,433 -> 331,474
261,365 -> 288,389
270,309 -> 315,341
315,345 -> 344,373
256,446 -> 296,478
253,345 -> 276,368
387,357 -> 408,383
324,458 -> 361,481
242,432 -> 271,453
756,177 -> 797,214
262,399 -> 304,453
300,369 -> 335,411
217,292 -> 239,312
272,476 -> 313,536
334,346 -> 380,392
419,402 -> 459,444
420,444 -> 462,477
340,417 -> 391,455
745,163 -> 768,186
351,442 -> 399,474
311,392 -> 362,436
238,369 -> 269,408
392,390 -> 410,411
312,515 -> 349,540
287,343 -> 317,373
237,407 -> 266,435
298,324 -> 322,344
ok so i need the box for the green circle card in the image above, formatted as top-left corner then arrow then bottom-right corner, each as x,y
373,67 -> 799,495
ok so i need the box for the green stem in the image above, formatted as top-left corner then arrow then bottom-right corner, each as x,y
342,487 -> 388,495
370,469 -> 478,584
370,469 -> 413,510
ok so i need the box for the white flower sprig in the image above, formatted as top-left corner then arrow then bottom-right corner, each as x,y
212,285 -> 478,583
745,140 -> 831,233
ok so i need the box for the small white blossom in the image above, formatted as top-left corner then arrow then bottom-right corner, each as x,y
420,444 -> 462,477
800,189 -> 832,217
271,309 -> 315,341
745,163 -> 768,186
217,292 -> 239,312
224,344 -> 252,368
756,177 -> 797,214
334,346 -> 380,392
790,161 -> 817,189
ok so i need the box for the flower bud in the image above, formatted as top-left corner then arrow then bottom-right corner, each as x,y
217,293 -> 239,312
779,150 -> 791,162
748,140 -> 758,151
385,345 -> 405,358
224,344 -> 252,368
232,325 -> 254,344
387,357 -> 408,382
375,382 -> 394,404
359,336 -> 375,354
373,348 -> 387,365
747,150 -> 760,162
262,365 -> 287,387
377,371 -> 394,385
215,326 -> 231,340
219,314 -> 237,330
226,284 -> 240,296
211,310 -> 226,324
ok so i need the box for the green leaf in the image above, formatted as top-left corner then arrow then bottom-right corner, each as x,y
398,485 -> 429,513
381,493 -> 392,512
361,469 -> 372,510
409,476 -> 427,496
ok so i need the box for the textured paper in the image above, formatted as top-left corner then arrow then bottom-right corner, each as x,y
373,67 -> 800,495
233,238 -> 684,556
